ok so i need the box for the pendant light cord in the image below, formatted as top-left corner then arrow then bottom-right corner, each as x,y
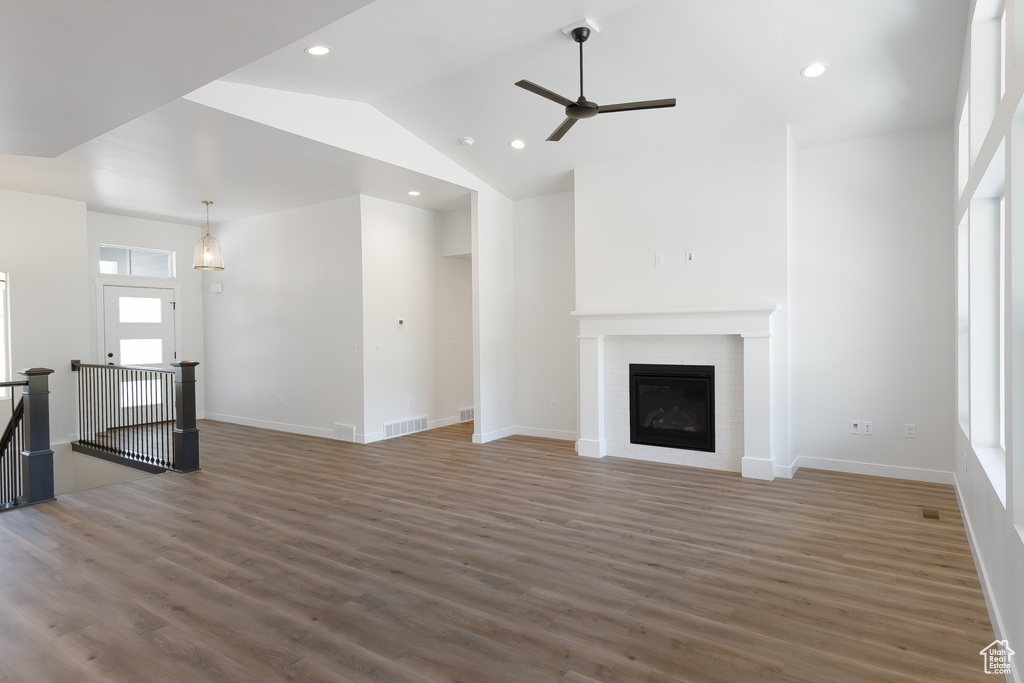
203,200 -> 213,237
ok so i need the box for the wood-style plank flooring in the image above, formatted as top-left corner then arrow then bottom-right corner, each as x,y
0,420 -> 995,682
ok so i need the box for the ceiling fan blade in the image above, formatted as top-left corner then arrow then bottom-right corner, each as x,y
516,80 -> 575,107
547,117 -> 578,142
598,98 -> 676,114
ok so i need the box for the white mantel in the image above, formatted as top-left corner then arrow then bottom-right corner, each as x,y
572,306 -> 781,480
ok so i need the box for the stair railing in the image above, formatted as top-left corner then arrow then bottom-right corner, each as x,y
71,360 -> 199,473
0,368 -> 55,510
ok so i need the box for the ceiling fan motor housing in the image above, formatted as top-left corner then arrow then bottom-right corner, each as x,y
568,100 -> 599,119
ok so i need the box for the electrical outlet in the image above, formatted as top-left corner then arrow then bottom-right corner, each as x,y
351,343 -> 358,354
550,399 -> 557,410
450,340 -> 457,350
850,421 -> 860,434
862,422 -> 873,436
371,343 -> 381,354
275,395 -> 283,405
407,397 -> 413,407
686,250 -> 695,263
904,424 -> 916,438
655,253 -> 664,266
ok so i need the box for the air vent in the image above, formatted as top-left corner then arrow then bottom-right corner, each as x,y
383,416 -> 428,439
921,507 -> 941,520
458,407 -> 474,422
333,423 -> 355,442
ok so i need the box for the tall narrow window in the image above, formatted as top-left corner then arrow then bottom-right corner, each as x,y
999,195 -> 1006,450
0,273 -> 8,399
958,217 -> 970,429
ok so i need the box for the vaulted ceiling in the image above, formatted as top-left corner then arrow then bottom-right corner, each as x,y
0,0 -> 968,225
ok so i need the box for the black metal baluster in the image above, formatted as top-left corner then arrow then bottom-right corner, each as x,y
165,372 -> 171,467
85,367 -> 91,444
84,367 -> 89,443
113,368 -> 119,454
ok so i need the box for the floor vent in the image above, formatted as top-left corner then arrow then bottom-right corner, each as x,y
383,416 -> 428,439
458,407 -> 474,422
921,507 -> 941,520
333,423 -> 355,442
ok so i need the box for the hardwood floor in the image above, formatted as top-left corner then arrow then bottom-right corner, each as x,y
0,420 -> 994,682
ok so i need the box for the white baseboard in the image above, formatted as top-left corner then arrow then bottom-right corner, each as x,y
741,456 -> 776,480
514,426 -> 577,441
953,474 -> 1019,683
429,416 -> 460,430
576,438 -> 606,458
774,461 -> 797,479
472,426 -> 517,444
196,411 -> 205,420
741,458 -> 770,481
791,455 -> 954,484
357,432 -> 383,444
203,412 -> 333,439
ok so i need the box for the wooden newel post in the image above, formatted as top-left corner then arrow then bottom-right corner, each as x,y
171,361 -> 201,473
18,368 -> 55,506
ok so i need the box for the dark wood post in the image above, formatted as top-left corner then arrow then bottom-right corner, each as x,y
171,361 -> 200,473
18,368 -> 55,506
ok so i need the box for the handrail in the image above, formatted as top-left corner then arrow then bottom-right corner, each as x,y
71,360 -> 174,375
0,380 -> 28,388
70,360 -> 200,473
0,397 -> 23,457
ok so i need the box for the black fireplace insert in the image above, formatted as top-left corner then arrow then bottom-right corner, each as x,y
629,364 -> 715,452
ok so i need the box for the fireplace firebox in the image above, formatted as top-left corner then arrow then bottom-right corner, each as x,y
629,364 -> 715,452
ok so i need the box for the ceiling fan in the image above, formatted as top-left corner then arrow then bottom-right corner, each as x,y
515,26 -> 676,142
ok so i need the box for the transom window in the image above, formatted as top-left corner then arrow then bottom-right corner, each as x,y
99,245 -> 174,278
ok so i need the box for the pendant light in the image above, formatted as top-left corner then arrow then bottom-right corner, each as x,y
193,200 -> 224,271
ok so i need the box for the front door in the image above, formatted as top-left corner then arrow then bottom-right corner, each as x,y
101,285 -> 177,432
102,285 -> 176,368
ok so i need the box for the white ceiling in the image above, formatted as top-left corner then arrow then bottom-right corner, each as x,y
0,0 -> 373,158
0,0 -> 968,225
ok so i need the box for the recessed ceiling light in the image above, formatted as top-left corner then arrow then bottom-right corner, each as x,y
408,191 -> 421,196
510,139 -> 526,149
801,62 -> 827,78
305,45 -> 331,56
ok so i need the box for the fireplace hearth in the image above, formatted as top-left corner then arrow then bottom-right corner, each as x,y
629,363 -> 715,452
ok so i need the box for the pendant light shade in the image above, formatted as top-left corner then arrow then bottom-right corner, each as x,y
193,200 -> 224,271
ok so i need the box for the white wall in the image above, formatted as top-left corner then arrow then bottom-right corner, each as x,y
189,81 -> 517,442
203,197 -> 364,438
574,132 -> 788,312
955,2 -> 1024,674
435,246 -> 473,424
0,190 -> 146,494
0,189 -> 89,444
472,189 -> 516,442
85,211 -> 207,416
791,126 -> 955,481
360,196 -> 472,440
573,130 -> 790,466
441,209 -> 471,257
513,192 -> 577,440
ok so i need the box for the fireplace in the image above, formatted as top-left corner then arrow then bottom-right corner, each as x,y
629,364 -> 715,452
573,306 -> 780,480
